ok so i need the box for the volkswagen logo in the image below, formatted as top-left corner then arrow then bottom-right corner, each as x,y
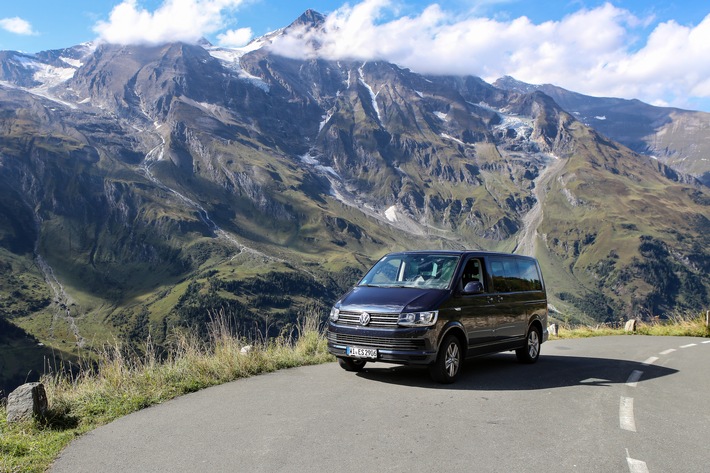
359,311 -> 371,326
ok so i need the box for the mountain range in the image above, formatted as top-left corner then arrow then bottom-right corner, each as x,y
1,10 -> 708,394
494,76 -> 710,186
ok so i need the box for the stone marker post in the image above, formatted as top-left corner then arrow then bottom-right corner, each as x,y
6,382 -> 48,423
548,324 -> 559,336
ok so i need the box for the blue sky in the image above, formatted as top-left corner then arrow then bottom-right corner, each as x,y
2,1 -> 709,111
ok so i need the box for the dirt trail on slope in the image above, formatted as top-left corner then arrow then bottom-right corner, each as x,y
36,253 -> 85,348
514,155 -> 567,256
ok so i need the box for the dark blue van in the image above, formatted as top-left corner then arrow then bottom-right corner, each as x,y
327,250 -> 548,383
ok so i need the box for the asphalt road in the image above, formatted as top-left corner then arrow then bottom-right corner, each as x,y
50,336 -> 710,473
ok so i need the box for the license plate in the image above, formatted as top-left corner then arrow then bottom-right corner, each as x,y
346,346 -> 377,359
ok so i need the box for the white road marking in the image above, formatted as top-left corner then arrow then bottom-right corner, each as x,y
680,343 -> 697,348
702,340 -> 710,344
620,397 -> 637,432
659,348 -> 676,355
626,370 -> 643,387
626,450 -> 650,473
580,378 -> 610,384
642,356 -> 658,365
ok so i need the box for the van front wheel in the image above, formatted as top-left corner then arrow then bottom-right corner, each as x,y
429,334 -> 462,384
516,326 -> 541,363
338,357 -> 367,372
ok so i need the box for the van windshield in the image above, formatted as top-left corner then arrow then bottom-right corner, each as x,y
359,254 -> 460,290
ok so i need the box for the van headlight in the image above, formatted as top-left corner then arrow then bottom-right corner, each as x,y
329,307 -> 340,322
398,310 -> 438,327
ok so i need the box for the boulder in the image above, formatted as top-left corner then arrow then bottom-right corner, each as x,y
6,382 -> 48,423
240,345 -> 253,355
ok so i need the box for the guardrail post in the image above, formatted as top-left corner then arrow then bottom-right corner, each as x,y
706,310 -> 709,328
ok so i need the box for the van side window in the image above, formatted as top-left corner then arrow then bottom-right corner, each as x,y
460,259 -> 484,291
490,257 -> 543,292
490,258 -> 514,292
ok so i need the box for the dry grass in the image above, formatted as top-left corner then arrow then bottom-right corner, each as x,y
550,311 -> 710,339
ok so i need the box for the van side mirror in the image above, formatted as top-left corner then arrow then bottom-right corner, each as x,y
462,281 -> 484,294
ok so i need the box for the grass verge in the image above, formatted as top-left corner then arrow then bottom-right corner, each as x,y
550,312 -> 710,339
0,315 -> 334,473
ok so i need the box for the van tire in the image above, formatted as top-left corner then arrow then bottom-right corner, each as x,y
516,326 -> 541,364
429,334 -> 462,384
338,357 -> 367,372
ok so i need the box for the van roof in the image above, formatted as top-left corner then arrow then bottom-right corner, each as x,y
386,250 -> 539,260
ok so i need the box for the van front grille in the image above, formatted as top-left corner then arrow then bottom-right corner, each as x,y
327,332 -> 426,351
337,310 -> 400,328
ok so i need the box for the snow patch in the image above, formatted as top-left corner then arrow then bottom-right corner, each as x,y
440,133 -> 465,146
208,47 -> 270,92
434,111 -> 448,121
594,115 -> 607,120
300,153 -> 341,179
59,57 -> 82,68
318,165 -> 340,178
494,114 -> 534,134
358,64 -> 382,123
32,64 -> 76,87
11,54 -> 77,89
3,54 -> 79,108
319,110 -> 334,132
385,205 -> 398,222
476,102 -> 534,136
300,153 -> 319,165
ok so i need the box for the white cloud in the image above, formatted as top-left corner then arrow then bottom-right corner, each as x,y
93,0 -> 249,46
217,27 -> 253,47
0,17 -> 36,35
267,0 -> 710,111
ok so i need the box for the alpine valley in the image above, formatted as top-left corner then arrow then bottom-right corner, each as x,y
1,11 -> 708,394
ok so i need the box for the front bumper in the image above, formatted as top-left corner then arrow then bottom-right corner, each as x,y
327,322 -> 438,365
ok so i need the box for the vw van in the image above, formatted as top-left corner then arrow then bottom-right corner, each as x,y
327,250 -> 548,383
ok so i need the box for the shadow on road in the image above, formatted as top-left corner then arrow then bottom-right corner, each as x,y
355,353 -> 678,390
